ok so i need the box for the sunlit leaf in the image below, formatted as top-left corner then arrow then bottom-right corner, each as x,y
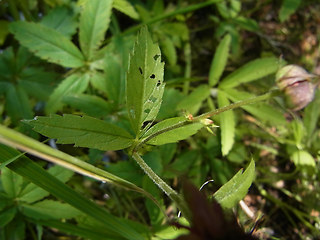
279,0 -> 301,22
219,57 -> 280,89
217,90 -> 235,156
113,0 -> 139,19
126,26 -> 165,135
26,114 -> 134,151
214,159 -> 255,208
79,0 -> 113,60
209,34 -> 231,87
143,117 -> 203,145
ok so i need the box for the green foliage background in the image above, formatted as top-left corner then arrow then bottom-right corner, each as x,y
0,0 -> 319,239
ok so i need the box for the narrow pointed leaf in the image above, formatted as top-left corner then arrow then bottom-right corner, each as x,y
0,144 -> 144,240
46,73 -> 90,114
143,117 -> 203,145
219,57 -> 279,89
25,114 -> 134,151
9,22 -> 84,68
209,34 -> 231,87
214,159 -> 255,208
218,90 -> 235,156
79,0 -> 113,60
126,26 -> 165,135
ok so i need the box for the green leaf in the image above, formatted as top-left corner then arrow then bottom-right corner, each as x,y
223,88 -> 286,125
21,200 -> 81,220
304,89 -> 320,140
63,94 -> 112,118
0,145 -> 144,240
219,57 -> 280,89
9,22 -> 84,68
157,88 -> 184,120
160,36 -> 177,66
1,167 -> 23,198
143,117 -> 203,145
213,159 -> 255,208
0,20 -> 9,45
209,34 -> 231,87
46,73 -> 90,114
126,26 -> 165,135
26,114 -> 134,151
217,90 -> 235,156
0,207 -> 17,227
113,0 -> 139,19
177,85 -> 210,115
5,85 -> 33,124
41,6 -> 78,38
19,67 -> 57,100
279,0 -> 301,22
291,150 -> 315,168
19,165 -> 73,203
79,0 -> 113,60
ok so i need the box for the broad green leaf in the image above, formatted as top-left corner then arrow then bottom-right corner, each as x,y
113,0 -> 139,19
21,200 -> 81,220
41,6 -> 78,38
5,85 -> 33,124
126,26 -> 165,135
19,165 -> 73,203
9,22 -> 84,68
143,117 -> 203,145
63,94 -> 113,118
214,159 -> 255,208
0,207 -> 17,227
1,167 -> 23,198
46,73 -> 90,114
217,90 -> 235,156
209,34 -> 231,87
291,150 -> 315,168
223,88 -> 286,125
304,90 -> 320,140
79,0 -> 113,60
26,114 -> 134,151
219,57 -> 279,89
0,144 -> 144,240
177,85 -> 210,115
279,0 -> 301,22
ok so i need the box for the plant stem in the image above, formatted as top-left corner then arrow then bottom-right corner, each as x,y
138,91 -> 279,147
132,152 -> 191,221
193,91 -> 277,121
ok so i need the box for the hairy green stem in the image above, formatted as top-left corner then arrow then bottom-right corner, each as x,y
132,152 -> 191,221
137,91 -> 279,148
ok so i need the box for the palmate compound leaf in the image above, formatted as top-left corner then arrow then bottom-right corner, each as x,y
126,26 -> 165,135
9,22 -> 84,68
25,114 -> 134,151
213,159 -> 255,208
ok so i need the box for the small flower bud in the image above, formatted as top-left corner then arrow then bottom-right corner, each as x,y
276,65 -> 317,111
